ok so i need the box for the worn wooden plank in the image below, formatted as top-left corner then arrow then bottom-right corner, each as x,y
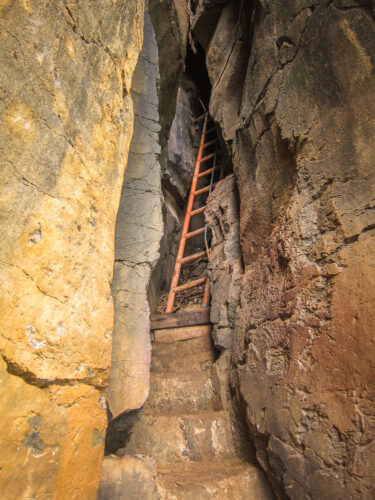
150,308 -> 210,330
152,324 -> 212,343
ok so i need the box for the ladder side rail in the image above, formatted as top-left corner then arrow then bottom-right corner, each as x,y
203,277 -> 210,307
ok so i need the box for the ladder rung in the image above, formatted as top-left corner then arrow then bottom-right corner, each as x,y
194,182 -> 218,196
198,168 -> 214,178
179,251 -> 206,264
174,277 -> 206,292
186,227 -> 205,239
194,185 -> 211,196
206,127 -> 216,135
196,112 -> 207,122
191,206 -> 205,216
200,152 -> 215,163
203,138 -> 218,148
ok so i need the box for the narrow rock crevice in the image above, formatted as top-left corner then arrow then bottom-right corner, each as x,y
1,0 -> 372,498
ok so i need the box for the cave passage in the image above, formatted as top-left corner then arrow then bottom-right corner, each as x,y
105,12 -> 232,457
185,40 -> 212,110
152,34 -> 234,315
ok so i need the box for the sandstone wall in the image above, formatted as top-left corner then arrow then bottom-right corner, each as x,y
0,0 -> 144,497
196,1 -> 375,497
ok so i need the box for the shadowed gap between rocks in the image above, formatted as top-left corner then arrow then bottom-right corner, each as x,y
100,1 -> 284,497
149,32 -> 234,315
104,4 -> 232,456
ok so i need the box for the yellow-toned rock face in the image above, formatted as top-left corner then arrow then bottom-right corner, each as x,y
0,0 -> 144,496
0,358 -> 106,499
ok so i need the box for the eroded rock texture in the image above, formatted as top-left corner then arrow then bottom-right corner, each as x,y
106,1 -> 195,446
149,0 -> 189,147
104,0 -> 198,462
106,12 -> 163,424
206,174 -> 242,352
197,1 -> 375,497
99,453 -> 157,500
115,324 -> 274,499
0,0 -> 144,496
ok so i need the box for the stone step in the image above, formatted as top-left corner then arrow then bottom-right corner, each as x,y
99,456 -> 275,500
156,459 -> 275,500
126,410 -> 236,463
151,334 -> 216,374
145,370 -> 221,413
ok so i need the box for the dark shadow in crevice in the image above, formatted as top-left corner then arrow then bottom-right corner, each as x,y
104,407 -> 143,456
185,40 -> 212,110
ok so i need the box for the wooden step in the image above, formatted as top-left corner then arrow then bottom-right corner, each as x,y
152,324 -> 212,343
198,167 -> 214,178
194,185 -> 211,196
150,308 -> 210,330
196,112 -> 207,122
185,227 -> 205,239
194,183 -> 218,196
203,138 -> 218,148
151,334 -> 215,374
174,278 -> 205,293
200,152 -> 215,163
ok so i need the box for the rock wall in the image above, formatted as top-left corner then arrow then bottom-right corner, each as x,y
206,174 -> 242,353
146,0 -> 199,307
151,77 -> 201,302
0,0 -> 144,497
149,0 -> 189,153
106,12 -> 163,426
105,0 -> 192,446
196,1 -> 375,497
3,0 -> 374,496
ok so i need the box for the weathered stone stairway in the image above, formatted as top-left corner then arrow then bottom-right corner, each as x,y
120,322 -> 275,499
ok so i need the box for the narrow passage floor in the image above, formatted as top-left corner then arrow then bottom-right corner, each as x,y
124,317 -> 274,499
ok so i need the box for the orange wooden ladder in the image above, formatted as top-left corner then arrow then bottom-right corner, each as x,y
165,112 -> 219,314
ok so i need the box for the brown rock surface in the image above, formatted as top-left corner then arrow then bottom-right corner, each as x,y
163,78 -> 200,204
149,0 -> 189,151
156,459 -> 274,500
0,0 -> 144,496
104,0 -> 200,462
206,174 -> 242,351
99,453 -> 157,500
121,324 -> 274,499
201,0 -> 375,497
